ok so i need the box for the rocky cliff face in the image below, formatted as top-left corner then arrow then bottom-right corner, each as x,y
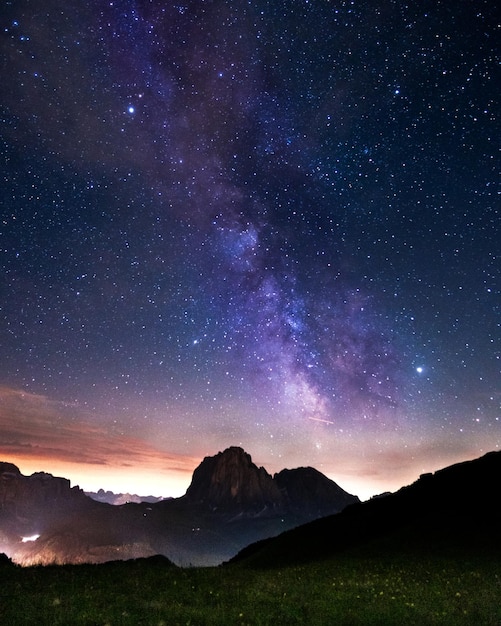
184,447 -> 284,511
184,447 -> 358,517
0,462 -> 90,541
0,463 -> 86,511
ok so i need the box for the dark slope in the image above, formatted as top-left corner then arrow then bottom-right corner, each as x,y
230,451 -> 501,567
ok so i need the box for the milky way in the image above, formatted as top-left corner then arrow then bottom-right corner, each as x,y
0,0 -> 499,498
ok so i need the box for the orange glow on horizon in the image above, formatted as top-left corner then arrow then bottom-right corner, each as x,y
2,453 -> 195,498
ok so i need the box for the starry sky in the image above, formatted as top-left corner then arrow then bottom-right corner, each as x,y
1,0 -> 499,500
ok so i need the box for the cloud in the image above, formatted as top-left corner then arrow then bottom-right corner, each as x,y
0,386 -> 198,477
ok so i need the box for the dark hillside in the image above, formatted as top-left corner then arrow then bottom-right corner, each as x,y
231,451 -> 501,567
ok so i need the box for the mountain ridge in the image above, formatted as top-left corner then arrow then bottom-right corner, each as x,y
85,489 -> 166,506
0,446 -> 358,566
183,446 -> 358,518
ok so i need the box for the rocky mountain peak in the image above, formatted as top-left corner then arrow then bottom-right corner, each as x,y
183,447 -> 359,518
184,447 -> 284,511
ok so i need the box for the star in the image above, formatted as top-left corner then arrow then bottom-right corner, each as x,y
0,0 -> 497,502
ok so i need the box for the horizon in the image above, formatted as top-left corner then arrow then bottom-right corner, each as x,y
1,2 -> 498,505
2,432 -> 496,502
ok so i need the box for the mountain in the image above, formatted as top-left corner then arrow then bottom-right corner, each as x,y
183,446 -> 357,519
230,450 -> 501,568
184,447 -> 284,512
85,489 -> 166,506
0,447 -> 358,567
0,461 -> 90,534
275,466 -> 359,517
0,461 -> 158,566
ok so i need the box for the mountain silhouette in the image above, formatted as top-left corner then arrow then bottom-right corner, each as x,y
185,447 -> 284,511
230,450 -> 501,567
0,447 -> 357,566
184,447 -> 358,518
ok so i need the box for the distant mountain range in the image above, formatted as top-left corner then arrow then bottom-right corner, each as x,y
0,446 -> 358,566
85,489 -> 166,506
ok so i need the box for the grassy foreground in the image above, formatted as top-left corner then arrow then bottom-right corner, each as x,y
1,550 -> 500,625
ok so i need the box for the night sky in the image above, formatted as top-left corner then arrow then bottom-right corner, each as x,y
1,0 -> 499,499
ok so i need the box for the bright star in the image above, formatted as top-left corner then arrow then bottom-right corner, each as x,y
416,366 -> 424,374
127,106 -> 135,114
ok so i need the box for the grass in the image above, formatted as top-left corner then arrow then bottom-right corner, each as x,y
1,550 -> 500,625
